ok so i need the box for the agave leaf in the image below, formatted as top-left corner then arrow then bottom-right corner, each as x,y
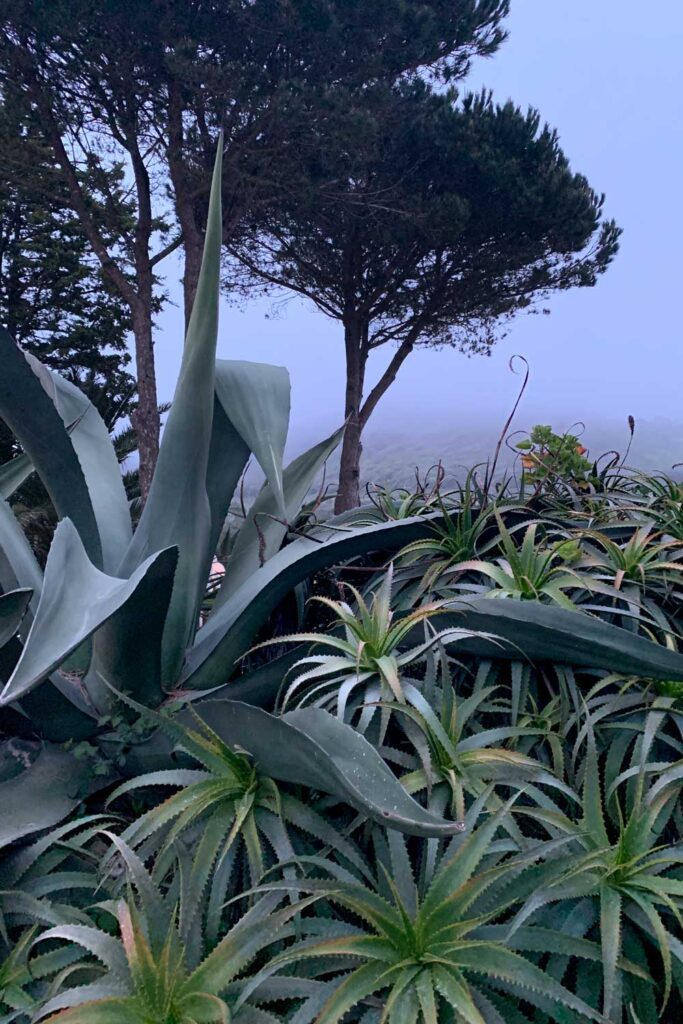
0,744 -> 88,849
416,598 -> 683,681
0,589 -> 31,650
18,675 -> 99,743
214,358 -> 290,520
118,140 -> 223,685
42,366 -> 132,574
0,327 -> 102,565
184,700 -> 465,837
87,547 -> 179,710
215,424 -> 344,605
205,395 -> 250,572
183,513 -> 447,690
0,499 -> 42,617
0,520 -> 177,708
0,356 -> 130,574
202,360 -> 301,599
0,454 -> 33,500
187,648 -> 305,710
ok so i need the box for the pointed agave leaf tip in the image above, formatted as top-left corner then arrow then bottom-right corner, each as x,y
117,134 -> 225,683
182,131 -> 223,354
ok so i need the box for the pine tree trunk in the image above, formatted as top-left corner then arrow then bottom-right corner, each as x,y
336,416 -> 363,512
130,302 -> 160,501
182,240 -> 203,329
334,319 -> 366,513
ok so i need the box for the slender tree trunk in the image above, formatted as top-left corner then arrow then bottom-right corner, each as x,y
15,49 -> 174,500
167,78 -> 205,328
181,241 -> 203,329
129,299 -> 159,500
335,319 -> 367,513
335,331 -> 418,513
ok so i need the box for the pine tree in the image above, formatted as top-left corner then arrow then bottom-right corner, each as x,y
227,83 -> 621,510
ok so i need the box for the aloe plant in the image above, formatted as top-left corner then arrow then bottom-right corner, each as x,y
255,564 -> 492,717
443,514 -> 587,609
245,801 -> 610,1024
507,721 -> 683,1022
107,705 -> 367,895
33,836 -> 317,1024
391,676 -> 576,822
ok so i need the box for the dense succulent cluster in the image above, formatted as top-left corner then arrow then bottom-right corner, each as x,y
0,148 -> 682,1023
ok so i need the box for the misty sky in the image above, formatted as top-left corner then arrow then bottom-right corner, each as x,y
155,0 -> 683,450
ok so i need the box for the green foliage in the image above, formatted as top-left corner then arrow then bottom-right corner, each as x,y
0,143 -> 681,1024
107,705 -> 364,895
252,805 -> 611,1023
0,91 -> 135,443
34,837 -> 314,1024
2,447 -> 683,1022
444,513 -> 586,608
516,425 -> 593,492
0,141 -> 465,844
258,564 -> 483,713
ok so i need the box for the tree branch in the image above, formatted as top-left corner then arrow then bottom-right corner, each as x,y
359,330 -> 419,430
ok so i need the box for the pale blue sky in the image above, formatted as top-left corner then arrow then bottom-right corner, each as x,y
155,0 -> 683,451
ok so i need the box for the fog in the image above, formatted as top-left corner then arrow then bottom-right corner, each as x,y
153,0 -> 683,473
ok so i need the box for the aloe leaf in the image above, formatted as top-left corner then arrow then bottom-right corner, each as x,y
186,700 -> 465,837
0,454 -> 33,500
118,140 -> 223,685
0,744 -> 88,849
315,961 -> 399,1024
0,327 -> 102,565
0,498 -> 42,616
0,589 -> 32,649
417,598 -> 683,681
215,424 -> 344,605
32,998 -> 143,1024
36,922 -> 130,982
183,513 -> 445,690
214,358 -> 290,520
0,519 -> 177,708
32,983 -> 131,1023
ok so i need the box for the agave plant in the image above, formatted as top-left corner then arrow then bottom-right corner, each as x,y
0,143 -> 479,842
